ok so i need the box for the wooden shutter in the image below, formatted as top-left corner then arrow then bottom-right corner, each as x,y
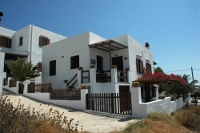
47,38 -> 50,45
139,60 -> 143,73
136,59 -> 139,73
146,63 -> 152,72
39,36 -> 43,46
0,36 -> 2,46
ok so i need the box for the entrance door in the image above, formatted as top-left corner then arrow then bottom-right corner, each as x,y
97,55 -> 103,72
112,56 -> 124,81
119,86 -> 131,113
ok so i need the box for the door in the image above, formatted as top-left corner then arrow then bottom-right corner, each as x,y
119,86 -> 131,113
112,56 -> 124,81
97,55 -> 103,72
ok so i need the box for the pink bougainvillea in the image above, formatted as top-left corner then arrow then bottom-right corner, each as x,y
136,72 -> 187,86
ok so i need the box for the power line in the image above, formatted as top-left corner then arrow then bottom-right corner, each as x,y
165,69 -> 190,73
165,68 -> 200,73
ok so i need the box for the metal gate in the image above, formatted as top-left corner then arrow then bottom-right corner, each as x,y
86,92 -> 132,115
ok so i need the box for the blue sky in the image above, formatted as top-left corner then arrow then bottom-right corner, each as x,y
0,0 -> 200,85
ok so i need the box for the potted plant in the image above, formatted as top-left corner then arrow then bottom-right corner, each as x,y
90,65 -> 95,68
132,81 -> 140,87
63,80 -> 68,83
126,67 -> 130,71
110,65 -> 117,69
81,84 -> 87,89
159,94 -> 166,99
78,67 -> 83,70
171,96 -> 176,101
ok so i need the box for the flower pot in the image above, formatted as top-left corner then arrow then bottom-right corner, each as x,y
132,84 -> 138,87
81,86 -> 87,89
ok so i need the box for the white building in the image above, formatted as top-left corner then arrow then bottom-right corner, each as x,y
0,25 -> 66,84
42,32 -> 154,95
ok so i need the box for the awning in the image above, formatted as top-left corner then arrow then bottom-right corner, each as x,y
89,39 -> 128,52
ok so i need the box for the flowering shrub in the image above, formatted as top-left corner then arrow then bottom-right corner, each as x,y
137,72 -> 187,86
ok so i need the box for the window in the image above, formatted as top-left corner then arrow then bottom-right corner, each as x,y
0,36 -> 12,48
39,36 -> 50,47
136,58 -> 143,74
19,36 -> 23,46
71,55 -> 79,69
146,61 -> 152,72
49,60 -> 56,76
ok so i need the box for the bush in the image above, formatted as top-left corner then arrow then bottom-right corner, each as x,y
174,105 -> 200,131
0,96 -> 83,133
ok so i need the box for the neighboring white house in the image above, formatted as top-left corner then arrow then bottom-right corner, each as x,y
42,31 -> 154,95
0,25 -> 66,84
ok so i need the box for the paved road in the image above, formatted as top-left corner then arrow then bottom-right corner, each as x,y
2,89 -> 138,133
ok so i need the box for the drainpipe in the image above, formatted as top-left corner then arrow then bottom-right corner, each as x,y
29,25 -> 33,62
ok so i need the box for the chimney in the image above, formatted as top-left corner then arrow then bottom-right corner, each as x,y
145,42 -> 150,49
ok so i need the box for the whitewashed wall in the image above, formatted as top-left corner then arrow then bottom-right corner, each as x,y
131,87 -> 189,118
42,32 -> 106,89
127,35 -> 154,82
10,25 -> 66,65
0,52 -> 5,97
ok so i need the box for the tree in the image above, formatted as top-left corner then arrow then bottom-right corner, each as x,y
181,74 -> 198,96
154,67 -> 164,73
8,58 -> 40,82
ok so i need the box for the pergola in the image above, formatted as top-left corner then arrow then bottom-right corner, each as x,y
89,39 -> 128,67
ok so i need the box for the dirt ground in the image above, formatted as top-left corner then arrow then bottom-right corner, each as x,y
2,89 -> 138,133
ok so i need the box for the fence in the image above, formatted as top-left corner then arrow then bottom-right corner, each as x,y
9,79 -> 17,87
86,92 -> 132,115
28,83 -> 51,93
50,88 -> 81,100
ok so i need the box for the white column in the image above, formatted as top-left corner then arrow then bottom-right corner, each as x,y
23,80 -> 31,94
131,86 -> 147,118
90,68 -> 96,93
81,89 -> 88,110
77,70 -> 82,88
111,68 -> 117,83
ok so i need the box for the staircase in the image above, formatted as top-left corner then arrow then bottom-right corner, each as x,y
67,73 -> 78,89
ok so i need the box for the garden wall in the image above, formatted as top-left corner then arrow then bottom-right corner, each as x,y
6,80 -> 88,111
131,87 -> 190,118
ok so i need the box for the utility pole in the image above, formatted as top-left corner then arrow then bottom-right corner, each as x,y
0,12 -> 3,22
191,67 -> 195,85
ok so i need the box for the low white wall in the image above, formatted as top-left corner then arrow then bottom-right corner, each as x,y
5,79 -> 21,94
131,87 -> 189,118
22,81 -> 88,110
